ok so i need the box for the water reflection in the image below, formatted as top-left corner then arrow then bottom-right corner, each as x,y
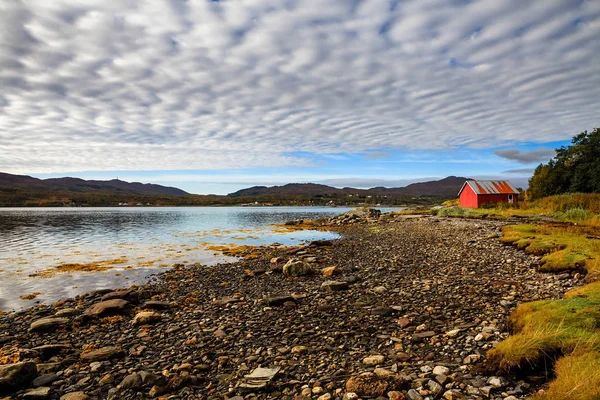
0,206 -> 400,310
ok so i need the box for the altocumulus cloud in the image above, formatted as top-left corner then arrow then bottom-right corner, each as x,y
0,0 -> 599,173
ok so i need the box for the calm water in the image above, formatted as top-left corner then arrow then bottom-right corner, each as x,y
0,206 -> 397,311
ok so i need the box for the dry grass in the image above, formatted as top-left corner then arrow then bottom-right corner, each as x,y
537,352 -> 600,400
437,193 -> 600,227
501,224 -> 600,274
490,216 -> 600,399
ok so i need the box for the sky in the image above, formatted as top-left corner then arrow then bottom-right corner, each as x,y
0,0 -> 598,195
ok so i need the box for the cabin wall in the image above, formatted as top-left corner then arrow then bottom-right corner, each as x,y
477,194 -> 519,207
459,185 -> 479,208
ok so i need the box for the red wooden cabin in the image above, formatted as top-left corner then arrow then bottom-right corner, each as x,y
458,180 -> 519,208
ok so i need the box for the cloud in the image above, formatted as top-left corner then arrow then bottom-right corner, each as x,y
0,0 -> 598,173
364,152 -> 391,160
494,149 -> 556,163
503,168 -> 535,174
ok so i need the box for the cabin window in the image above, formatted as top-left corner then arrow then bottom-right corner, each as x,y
508,194 -> 513,204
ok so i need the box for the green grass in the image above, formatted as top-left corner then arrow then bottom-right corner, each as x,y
489,220 -> 600,400
437,193 -> 600,227
501,224 -> 599,274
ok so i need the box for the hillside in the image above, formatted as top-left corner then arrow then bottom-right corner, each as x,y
0,172 -> 189,196
228,176 -> 469,198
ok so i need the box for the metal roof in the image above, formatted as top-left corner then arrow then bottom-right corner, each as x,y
458,180 -> 519,196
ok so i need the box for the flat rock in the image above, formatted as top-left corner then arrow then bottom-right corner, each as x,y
80,346 -> 124,362
320,280 -> 349,291
60,392 -> 90,400
23,387 -> 51,399
54,308 -> 79,317
100,289 -> 138,303
29,317 -> 70,333
141,300 -> 172,310
264,295 -> 295,306
83,299 -> 130,317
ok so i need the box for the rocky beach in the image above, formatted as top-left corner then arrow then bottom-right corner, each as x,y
0,211 -> 581,400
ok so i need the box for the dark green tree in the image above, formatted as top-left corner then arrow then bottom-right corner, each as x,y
528,127 -> 600,199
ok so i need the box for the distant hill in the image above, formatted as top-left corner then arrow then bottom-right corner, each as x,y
228,176 -> 469,198
0,172 -> 189,196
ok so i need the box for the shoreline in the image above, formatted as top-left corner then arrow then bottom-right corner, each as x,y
0,212 -> 581,399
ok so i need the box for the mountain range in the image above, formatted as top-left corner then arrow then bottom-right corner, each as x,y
0,172 -> 189,196
0,172 -> 468,199
227,176 -> 468,198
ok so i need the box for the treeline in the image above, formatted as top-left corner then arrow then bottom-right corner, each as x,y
0,188 -> 443,207
528,127 -> 600,200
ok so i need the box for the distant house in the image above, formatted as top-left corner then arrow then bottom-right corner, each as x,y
458,180 -> 519,208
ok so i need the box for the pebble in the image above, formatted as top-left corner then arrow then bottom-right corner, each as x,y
0,216 -> 575,399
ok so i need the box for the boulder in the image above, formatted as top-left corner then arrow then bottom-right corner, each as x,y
321,266 -> 338,277
83,299 -> 130,318
0,362 -> 38,393
28,317 -> 69,333
283,259 -> 313,276
132,311 -> 162,326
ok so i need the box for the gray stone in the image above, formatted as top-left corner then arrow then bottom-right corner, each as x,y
33,373 -> 59,387
427,379 -> 444,394
407,389 -> 424,400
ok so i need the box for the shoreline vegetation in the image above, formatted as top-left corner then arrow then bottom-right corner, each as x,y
432,193 -> 600,400
1,199 -> 599,399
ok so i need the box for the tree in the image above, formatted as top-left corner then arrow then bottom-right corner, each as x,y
527,127 -> 600,199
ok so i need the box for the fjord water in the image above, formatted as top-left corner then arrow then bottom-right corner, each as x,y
0,206 -> 396,311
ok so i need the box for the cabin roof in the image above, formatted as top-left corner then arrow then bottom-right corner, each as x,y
458,180 -> 519,196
